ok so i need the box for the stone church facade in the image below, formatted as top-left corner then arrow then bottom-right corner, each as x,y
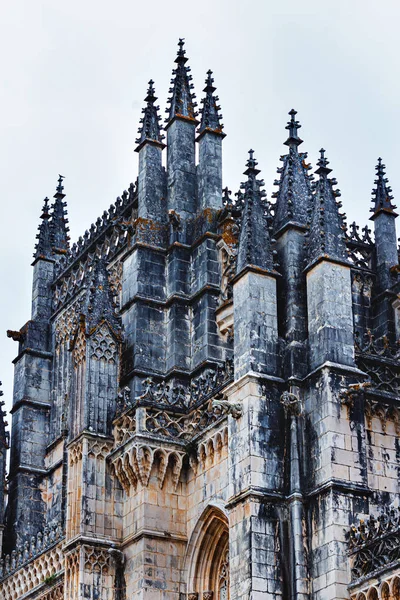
1,39 -> 400,600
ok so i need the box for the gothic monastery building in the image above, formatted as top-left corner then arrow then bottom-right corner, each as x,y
1,39 -> 400,600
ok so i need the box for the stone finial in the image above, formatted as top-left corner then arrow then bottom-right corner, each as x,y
33,197 -> 53,261
284,108 -> 303,148
135,79 -> 165,151
50,175 -> 70,255
236,150 -> 276,275
197,70 -> 225,138
165,38 -> 198,126
370,157 -> 397,218
306,148 -> 348,266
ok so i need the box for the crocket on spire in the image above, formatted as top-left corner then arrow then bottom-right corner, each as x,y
50,175 -> 70,255
236,150 -> 275,275
165,38 -> 198,126
135,80 -> 165,151
198,70 -> 225,138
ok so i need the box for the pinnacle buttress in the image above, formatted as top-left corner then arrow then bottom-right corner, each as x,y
50,175 -> 70,255
306,149 -> 348,266
236,150 -> 275,275
370,157 -> 397,218
135,80 -> 165,151
198,70 -> 225,137
165,38 -> 198,125
273,110 -> 313,233
33,197 -> 53,261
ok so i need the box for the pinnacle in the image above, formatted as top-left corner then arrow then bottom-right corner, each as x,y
273,111 -> 313,233
33,197 -> 53,261
135,79 -> 165,151
0,381 -> 8,450
307,149 -> 348,266
370,157 -> 397,217
284,109 -> 303,148
165,39 -> 198,126
50,175 -> 70,255
236,151 -> 275,275
198,69 -> 224,137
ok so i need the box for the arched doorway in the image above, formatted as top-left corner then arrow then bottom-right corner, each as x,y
186,505 -> 229,600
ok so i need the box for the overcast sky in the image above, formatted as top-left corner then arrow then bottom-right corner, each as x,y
1,0 -> 400,415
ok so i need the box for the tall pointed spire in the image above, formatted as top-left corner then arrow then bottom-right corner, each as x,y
0,382 -> 8,451
236,150 -> 275,275
273,110 -> 313,234
135,80 -> 165,152
165,39 -> 198,127
84,257 -> 121,334
197,70 -> 225,138
33,197 -> 53,261
370,157 -> 397,218
307,149 -> 348,266
50,175 -> 70,255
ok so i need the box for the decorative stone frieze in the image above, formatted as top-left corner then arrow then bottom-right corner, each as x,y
0,543 -> 63,600
112,442 -> 185,492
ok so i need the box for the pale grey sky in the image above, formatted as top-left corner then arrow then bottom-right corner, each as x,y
1,0 -> 400,414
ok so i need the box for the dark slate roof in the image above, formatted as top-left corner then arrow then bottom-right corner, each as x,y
236,150 -> 275,275
198,70 -> 224,138
306,149 -> 348,266
33,197 -> 53,261
165,39 -> 198,125
272,110 -> 314,233
50,175 -> 70,255
135,80 -> 165,151
370,157 -> 397,218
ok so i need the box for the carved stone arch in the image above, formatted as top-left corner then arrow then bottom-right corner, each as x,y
367,587 -> 379,600
381,581 -> 390,600
185,503 -> 229,600
392,576 -> 400,599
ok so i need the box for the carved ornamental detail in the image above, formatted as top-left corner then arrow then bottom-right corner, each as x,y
348,508 -> 400,580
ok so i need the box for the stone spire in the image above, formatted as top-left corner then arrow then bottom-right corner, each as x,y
273,109 -> 313,234
197,70 -> 224,138
307,149 -> 347,267
50,175 -> 70,255
236,150 -> 275,275
135,80 -> 165,152
84,257 -> 121,334
165,38 -> 198,126
33,197 -> 53,261
370,157 -> 397,218
0,382 -> 8,452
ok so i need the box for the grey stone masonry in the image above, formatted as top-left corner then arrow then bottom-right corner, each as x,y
4,41 -> 400,600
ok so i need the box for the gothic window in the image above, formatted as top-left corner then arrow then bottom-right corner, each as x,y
217,546 -> 229,600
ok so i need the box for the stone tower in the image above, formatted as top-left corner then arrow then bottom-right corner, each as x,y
2,40 -> 400,600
